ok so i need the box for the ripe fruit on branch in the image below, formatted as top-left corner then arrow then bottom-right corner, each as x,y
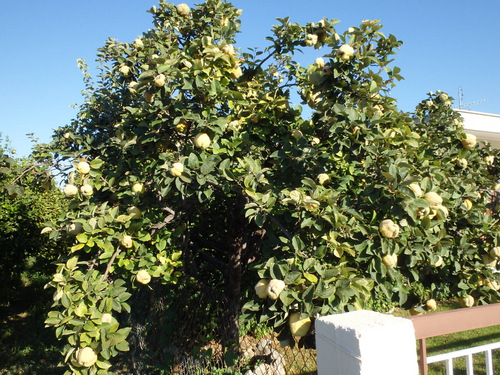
132,182 -> 145,194
266,279 -> 285,300
457,158 -> 468,169
170,162 -> 184,177
462,199 -> 473,211
80,184 -> 93,197
254,279 -> 269,299
408,183 -> 423,197
176,3 -> 190,16
154,73 -> 166,87
435,205 -> 449,220
230,66 -> 243,79
119,65 -> 130,76
461,133 -> 477,149
483,254 -> 497,268
337,44 -> 354,61
133,38 -> 144,50
291,129 -> 303,139
64,184 -> 79,197
315,57 -> 325,68
222,44 -> 235,56
75,347 -> 98,368
128,81 -> 138,94
194,133 -> 211,149
381,253 -> 398,268
428,255 -> 443,268
487,280 -> 500,291
318,173 -> 330,185
305,34 -> 318,46
379,219 -> 399,238
76,161 -> 90,174
289,312 -> 311,336
485,155 -> 495,165
458,295 -> 474,308
127,206 -> 142,219
136,270 -> 151,284
121,235 -> 134,249
490,247 -> 500,259
145,91 -> 155,103
423,192 -> 443,209
426,299 -> 437,311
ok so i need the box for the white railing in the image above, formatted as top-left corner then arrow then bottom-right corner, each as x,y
427,341 -> 500,375
407,304 -> 500,375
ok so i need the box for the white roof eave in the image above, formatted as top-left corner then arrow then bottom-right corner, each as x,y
454,109 -> 500,149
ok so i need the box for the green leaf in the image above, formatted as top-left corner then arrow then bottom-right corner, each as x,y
96,360 -> 112,370
303,273 -> 318,284
65,256 -> 78,271
90,159 -> 104,169
115,341 -> 130,352
292,235 -> 305,251
284,271 -> 302,285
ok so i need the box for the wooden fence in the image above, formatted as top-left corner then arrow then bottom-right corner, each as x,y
407,304 -> 500,375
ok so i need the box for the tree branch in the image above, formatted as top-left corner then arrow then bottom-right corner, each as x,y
102,248 -> 122,280
269,214 -> 293,241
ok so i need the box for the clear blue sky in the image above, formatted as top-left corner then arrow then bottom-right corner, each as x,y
1,0 -> 499,157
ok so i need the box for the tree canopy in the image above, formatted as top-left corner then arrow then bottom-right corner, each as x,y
37,1 -> 499,373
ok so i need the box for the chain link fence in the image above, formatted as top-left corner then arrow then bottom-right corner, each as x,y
123,280 -> 317,374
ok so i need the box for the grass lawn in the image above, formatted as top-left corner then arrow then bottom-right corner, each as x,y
0,272 -> 64,375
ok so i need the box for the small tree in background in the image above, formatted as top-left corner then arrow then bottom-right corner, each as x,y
0,136 -> 68,305
37,1 -> 499,373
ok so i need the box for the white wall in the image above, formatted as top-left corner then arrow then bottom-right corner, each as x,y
315,310 -> 419,375
455,109 -> 500,149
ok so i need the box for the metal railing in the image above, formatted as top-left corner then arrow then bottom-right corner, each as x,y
407,304 -> 500,375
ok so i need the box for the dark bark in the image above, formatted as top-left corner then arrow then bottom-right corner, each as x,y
221,193 -> 246,352
222,193 -> 266,352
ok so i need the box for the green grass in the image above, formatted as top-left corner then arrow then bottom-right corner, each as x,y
0,271 -> 64,375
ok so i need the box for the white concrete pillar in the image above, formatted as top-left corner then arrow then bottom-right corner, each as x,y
315,310 -> 418,375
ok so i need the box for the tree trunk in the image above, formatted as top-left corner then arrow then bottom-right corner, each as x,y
222,195 -> 246,353
223,194 -> 266,354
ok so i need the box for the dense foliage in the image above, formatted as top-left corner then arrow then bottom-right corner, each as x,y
33,1 -> 499,373
0,141 -> 68,304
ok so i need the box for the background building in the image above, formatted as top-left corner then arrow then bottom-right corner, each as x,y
456,109 -> 500,149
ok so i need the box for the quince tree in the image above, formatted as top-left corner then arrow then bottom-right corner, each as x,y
38,0 -> 499,372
